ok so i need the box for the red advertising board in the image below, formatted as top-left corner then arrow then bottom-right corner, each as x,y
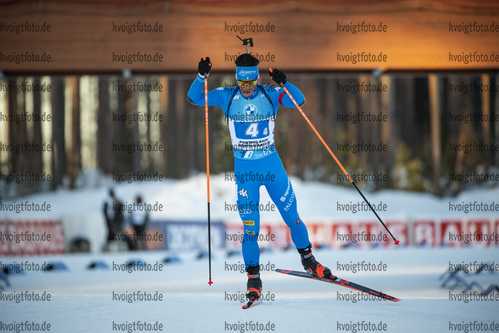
441,219 -> 463,247
224,218 -> 498,250
386,221 -> 408,247
0,220 -> 65,256
466,219 -> 492,247
412,220 -> 436,247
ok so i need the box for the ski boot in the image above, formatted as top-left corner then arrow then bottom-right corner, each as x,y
246,265 -> 262,301
298,243 -> 333,278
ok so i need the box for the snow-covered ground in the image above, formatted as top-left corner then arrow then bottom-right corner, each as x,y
1,174 -> 498,332
1,247 -> 498,333
2,172 -> 499,222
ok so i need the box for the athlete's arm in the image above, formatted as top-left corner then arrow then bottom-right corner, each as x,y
187,57 -> 229,109
269,68 -> 305,107
278,81 -> 305,107
187,74 -> 226,107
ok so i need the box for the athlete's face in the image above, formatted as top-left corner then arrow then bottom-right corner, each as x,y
238,79 -> 257,97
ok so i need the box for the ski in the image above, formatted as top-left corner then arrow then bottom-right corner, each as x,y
242,299 -> 262,309
275,268 -> 400,302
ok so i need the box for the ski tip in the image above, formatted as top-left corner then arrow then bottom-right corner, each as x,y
391,297 -> 401,302
275,268 -> 292,274
242,301 -> 253,309
242,300 -> 261,309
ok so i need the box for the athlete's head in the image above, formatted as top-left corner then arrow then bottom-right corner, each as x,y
235,53 -> 259,67
235,53 -> 260,96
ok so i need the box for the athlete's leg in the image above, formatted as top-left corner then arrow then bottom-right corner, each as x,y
234,161 -> 262,270
234,160 -> 265,301
264,154 -> 310,249
264,154 -> 332,278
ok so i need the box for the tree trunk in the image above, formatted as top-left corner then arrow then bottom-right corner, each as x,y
98,77 -> 110,174
67,77 -> 81,189
166,76 -> 179,178
481,74 -> 491,176
159,76 -> 168,174
50,77 -> 66,191
114,78 -> 127,175
7,78 -> 18,178
18,79 -> 29,194
175,77 -> 186,177
381,75 -> 395,189
429,74 -> 441,197
32,77 -> 44,192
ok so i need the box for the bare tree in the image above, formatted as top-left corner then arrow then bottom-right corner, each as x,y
97,77 -> 110,174
429,74 -> 441,197
50,77 -> 66,191
67,77 -> 81,189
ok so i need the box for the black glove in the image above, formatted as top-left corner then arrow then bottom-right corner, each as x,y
269,68 -> 286,85
198,57 -> 212,76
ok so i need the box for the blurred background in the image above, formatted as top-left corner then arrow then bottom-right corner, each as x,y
1,73 -> 497,198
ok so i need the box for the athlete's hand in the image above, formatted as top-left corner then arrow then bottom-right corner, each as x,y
269,68 -> 287,85
198,57 -> 212,76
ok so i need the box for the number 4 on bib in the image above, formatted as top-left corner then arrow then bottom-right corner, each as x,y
245,122 -> 268,138
245,123 -> 259,138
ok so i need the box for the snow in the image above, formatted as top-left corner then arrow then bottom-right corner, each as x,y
2,247 -> 499,333
2,172 -> 499,222
1,175 -> 499,332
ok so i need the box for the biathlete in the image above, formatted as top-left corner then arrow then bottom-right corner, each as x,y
187,53 -> 332,302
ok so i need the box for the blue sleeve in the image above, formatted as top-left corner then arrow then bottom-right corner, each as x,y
187,75 -> 231,111
279,81 -> 305,108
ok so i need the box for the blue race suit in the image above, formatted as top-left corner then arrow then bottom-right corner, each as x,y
188,74 -> 310,270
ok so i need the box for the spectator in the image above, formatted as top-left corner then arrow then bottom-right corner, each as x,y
130,195 -> 149,250
103,188 -> 125,246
